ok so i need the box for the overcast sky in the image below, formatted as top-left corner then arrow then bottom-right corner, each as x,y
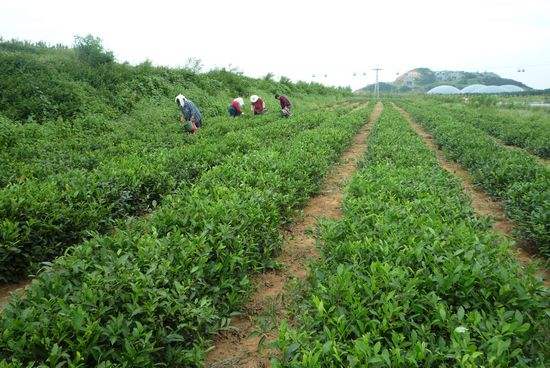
2,0 -> 550,89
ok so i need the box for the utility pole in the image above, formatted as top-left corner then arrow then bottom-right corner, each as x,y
371,68 -> 383,99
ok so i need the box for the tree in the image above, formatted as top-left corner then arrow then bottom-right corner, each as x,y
74,35 -> 114,66
263,72 -> 274,81
279,76 -> 292,85
184,57 -> 203,73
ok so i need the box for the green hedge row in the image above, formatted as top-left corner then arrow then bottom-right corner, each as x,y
444,102 -> 550,159
0,103 -> 351,283
400,100 -> 550,257
274,105 -> 548,367
0,106 -> 372,367
0,94 -> 336,187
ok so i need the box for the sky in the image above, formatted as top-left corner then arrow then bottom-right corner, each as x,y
2,0 -> 550,90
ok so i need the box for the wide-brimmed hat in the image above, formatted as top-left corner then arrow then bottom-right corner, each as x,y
175,94 -> 187,105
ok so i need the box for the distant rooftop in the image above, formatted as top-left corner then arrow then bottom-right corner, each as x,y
427,85 -> 461,94
428,84 -> 524,94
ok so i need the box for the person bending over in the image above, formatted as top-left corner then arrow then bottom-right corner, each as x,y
175,94 -> 202,133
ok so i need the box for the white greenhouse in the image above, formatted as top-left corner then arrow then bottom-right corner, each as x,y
461,84 -> 487,93
478,85 -> 507,94
427,85 -> 461,94
430,84 -> 526,95
499,85 -> 524,92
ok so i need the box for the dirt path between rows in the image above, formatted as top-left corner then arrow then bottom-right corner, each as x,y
394,104 -> 549,286
0,279 -> 30,311
205,102 -> 383,368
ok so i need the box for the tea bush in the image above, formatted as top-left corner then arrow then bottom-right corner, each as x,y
0,103 -> 354,283
0,106 -> 372,367
440,100 -> 550,158
0,37 -> 353,282
400,100 -> 550,256
274,105 -> 548,367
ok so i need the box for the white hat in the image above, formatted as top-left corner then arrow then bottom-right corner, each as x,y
236,97 -> 244,107
250,95 -> 259,103
175,94 -> 187,105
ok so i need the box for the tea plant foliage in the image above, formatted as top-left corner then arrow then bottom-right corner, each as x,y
399,99 -> 550,256
273,106 -> 548,368
0,104 -> 373,366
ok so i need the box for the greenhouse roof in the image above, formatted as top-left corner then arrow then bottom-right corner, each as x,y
499,85 -> 524,92
478,85 -> 507,94
427,85 -> 461,94
461,84 -> 487,93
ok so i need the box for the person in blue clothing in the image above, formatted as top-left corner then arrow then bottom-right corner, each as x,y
175,94 -> 202,133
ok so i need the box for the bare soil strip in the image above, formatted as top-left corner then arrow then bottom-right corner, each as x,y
394,104 -> 549,286
205,102 -> 384,368
0,279 -> 30,311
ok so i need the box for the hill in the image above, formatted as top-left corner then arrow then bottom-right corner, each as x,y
356,67 -> 530,93
0,36 -> 350,124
